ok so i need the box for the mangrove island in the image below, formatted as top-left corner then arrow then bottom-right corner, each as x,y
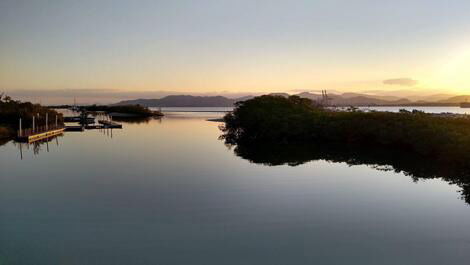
221,95 -> 470,169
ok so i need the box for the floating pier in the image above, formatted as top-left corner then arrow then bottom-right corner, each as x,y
64,116 -> 95,123
17,127 -> 65,143
16,114 -> 65,143
98,120 -> 122,128
65,126 -> 85,132
64,119 -> 122,131
15,112 -> 123,144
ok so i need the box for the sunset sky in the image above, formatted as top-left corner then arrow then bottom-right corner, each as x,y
1,0 -> 470,103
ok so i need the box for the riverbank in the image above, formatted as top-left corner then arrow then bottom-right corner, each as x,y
221,95 -> 470,166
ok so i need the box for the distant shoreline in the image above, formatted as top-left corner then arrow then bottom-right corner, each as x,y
349,103 -> 462,107
50,104 -> 465,108
110,93 -> 470,108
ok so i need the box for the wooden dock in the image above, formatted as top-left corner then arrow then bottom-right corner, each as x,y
98,120 -> 122,128
64,116 -> 95,123
65,123 -> 122,131
14,114 -> 122,144
17,127 -> 65,143
65,126 -> 85,132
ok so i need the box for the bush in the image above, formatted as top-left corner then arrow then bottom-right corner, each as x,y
221,95 -> 470,165
0,94 -> 63,131
82,104 -> 163,117
221,95 -> 470,205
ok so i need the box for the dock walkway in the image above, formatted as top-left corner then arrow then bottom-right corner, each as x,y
98,120 -> 122,128
17,125 -> 65,143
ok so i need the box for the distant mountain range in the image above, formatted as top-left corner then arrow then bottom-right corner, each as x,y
115,93 -> 470,107
116,95 -> 236,107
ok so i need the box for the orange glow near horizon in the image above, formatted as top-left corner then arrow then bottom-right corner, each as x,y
2,1 -> 470,97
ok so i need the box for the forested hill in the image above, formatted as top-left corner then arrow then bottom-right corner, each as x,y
115,95 -> 238,107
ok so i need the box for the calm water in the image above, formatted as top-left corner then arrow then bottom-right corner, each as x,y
1,110 -> 470,265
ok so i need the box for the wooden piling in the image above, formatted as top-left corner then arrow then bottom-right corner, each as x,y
19,118 -> 22,137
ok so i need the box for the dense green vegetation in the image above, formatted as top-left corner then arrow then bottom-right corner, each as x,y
0,94 -> 63,139
81,104 -> 163,117
222,95 -> 470,204
221,95 -> 470,167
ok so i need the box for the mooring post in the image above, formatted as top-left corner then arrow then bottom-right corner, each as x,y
46,113 -> 48,131
33,115 -> 35,133
55,115 -> 58,128
19,118 -> 22,137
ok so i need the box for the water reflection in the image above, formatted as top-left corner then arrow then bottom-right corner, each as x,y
110,116 -> 161,124
6,116 -> 160,159
14,135 -> 63,159
1,114 -> 470,265
230,142 -> 470,205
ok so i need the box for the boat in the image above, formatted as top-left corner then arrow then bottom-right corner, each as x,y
64,116 -> 95,123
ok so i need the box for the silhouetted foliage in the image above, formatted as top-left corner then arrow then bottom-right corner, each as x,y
0,94 -> 63,138
110,116 -> 157,124
221,95 -> 470,167
222,95 -> 323,144
221,95 -> 470,204
81,104 -> 163,117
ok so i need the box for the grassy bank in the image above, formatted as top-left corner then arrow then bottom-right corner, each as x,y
221,95 -> 470,167
0,94 -> 63,138
82,104 -> 163,117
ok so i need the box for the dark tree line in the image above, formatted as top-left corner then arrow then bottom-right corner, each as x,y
0,94 -> 63,138
221,95 -> 470,168
221,95 -> 470,204
81,104 -> 163,117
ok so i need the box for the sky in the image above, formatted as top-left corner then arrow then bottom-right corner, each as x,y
1,0 -> 470,103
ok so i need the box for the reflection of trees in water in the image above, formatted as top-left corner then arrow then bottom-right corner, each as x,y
230,142 -> 470,205
110,116 -> 161,124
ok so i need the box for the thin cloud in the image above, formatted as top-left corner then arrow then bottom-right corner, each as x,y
383,78 -> 418,86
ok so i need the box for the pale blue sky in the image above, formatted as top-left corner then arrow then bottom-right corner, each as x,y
2,0 -> 470,99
